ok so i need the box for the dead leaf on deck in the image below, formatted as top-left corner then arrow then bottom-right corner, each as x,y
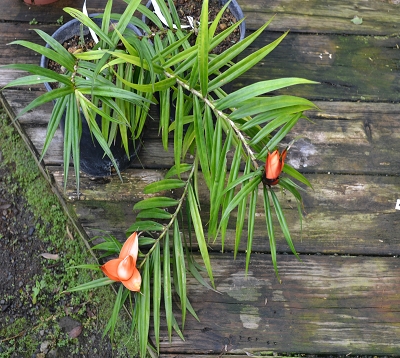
68,325 -> 83,339
40,253 -> 60,260
66,225 -> 74,240
351,16 -> 363,25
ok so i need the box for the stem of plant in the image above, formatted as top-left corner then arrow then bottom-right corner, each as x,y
163,72 -> 260,170
138,163 -> 196,269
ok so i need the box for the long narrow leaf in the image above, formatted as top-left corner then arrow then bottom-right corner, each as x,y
65,277 -> 114,292
174,85 -> 184,176
138,260 -> 150,358
187,184 -> 214,287
259,114 -> 302,157
173,221 -> 187,329
163,231 -> 173,341
15,87 -> 73,120
144,179 -> 186,194
197,0 -> 209,96
63,7 -> 114,47
152,242 -> 161,353
263,186 -> 280,282
230,95 -> 316,120
208,127 -> 232,239
165,163 -> 193,178
133,197 -> 179,210
219,143 -> 242,248
219,173 -> 262,230
40,95 -> 68,162
1,64 -> 72,87
193,97 -> 211,188
246,188 -> 258,274
216,78 -> 318,111
127,220 -> 164,233
34,29 -> 76,68
270,189 -> 300,258
208,17 -> 272,75
234,157 -> 251,258
111,0 -> 142,45
282,164 -> 313,188
209,32 -> 288,91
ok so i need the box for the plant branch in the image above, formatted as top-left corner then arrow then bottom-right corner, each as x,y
138,163 -> 196,269
163,71 -> 260,170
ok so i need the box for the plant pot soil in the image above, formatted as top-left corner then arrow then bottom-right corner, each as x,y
144,0 -> 246,54
41,16 -> 143,177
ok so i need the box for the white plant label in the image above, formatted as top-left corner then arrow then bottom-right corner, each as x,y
83,0 -> 100,45
395,199 -> 400,210
151,0 -> 192,29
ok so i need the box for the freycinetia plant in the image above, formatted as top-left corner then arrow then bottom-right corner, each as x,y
2,0 -> 318,356
2,0 -> 159,192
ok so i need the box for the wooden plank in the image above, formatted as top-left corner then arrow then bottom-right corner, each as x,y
156,253 -> 400,355
3,70 -> 400,175
51,169 -> 400,256
0,0 -> 129,23
287,105 -> 400,175
237,0 -> 400,34
2,26 -> 400,102
0,23 -> 59,65
2,0 -> 400,35
234,32 -> 400,102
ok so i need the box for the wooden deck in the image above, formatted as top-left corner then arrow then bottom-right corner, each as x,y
1,0 -> 400,356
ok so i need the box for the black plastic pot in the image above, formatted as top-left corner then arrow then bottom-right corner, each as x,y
40,16 -> 143,177
143,0 -> 246,41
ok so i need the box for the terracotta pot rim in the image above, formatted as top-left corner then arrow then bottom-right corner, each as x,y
23,0 -> 58,5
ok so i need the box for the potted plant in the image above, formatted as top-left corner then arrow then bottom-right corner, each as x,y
2,0 -> 318,356
3,0 -> 162,193
39,14 -> 146,178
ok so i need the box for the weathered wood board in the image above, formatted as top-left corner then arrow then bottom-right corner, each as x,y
3,0 -> 400,35
156,253 -> 400,355
3,28 -> 400,101
49,168 -> 399,256
240,0 -> 400,34
234,32 -> 400,102
2,71 -> 400,175
0,0 -> 126,23
2,68 -> 400,258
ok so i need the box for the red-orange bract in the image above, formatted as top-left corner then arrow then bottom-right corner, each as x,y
101,232 -> 141,291
265,149 -> 287,186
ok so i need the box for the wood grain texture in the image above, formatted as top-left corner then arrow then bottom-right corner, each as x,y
2,71 -> 400,175
156,253 -> 400,355
233,32 -> 400,102
2,0 -> 400,36
237,0 -> 400,33
58,169 -> 399,256
2,27 -> 400,102
0,0 -> 128,23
